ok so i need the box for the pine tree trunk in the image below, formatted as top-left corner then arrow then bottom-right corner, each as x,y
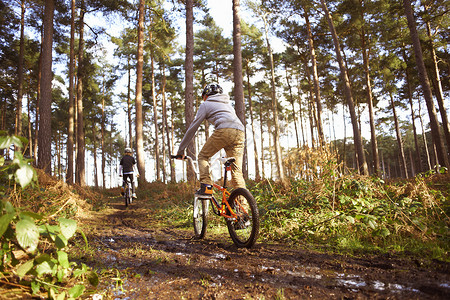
418,100 -> 432,170
135,0 -> 146,182
285,65 -> 300,148
127,58 -> 133,148
360,16 -> 380,176
304,9 -> 324,146
93,125 -> 98,188
37,0 -> 54,174
245,61 -> 261,180
161,61 -> 175,182
16,0 -> 25,141
185,0 -> 196,181
101,87 -> 106,189
320,0 -> 368,175
150,31 -> 160,181
402,46 -> 423,173
259,97 -> 265,179
76,0 -> 86,186
66,0 -> 75,184
403,0 -> 449,168
27,91 -> 32,157
389,92 -> 408,178
232,0 -> 247,180
262,13 -> 285,183
425,8 -> 450,154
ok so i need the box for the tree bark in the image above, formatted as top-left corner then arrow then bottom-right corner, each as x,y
359,3 -> 380,176
37,0 -> 54,174
320,0 -> 368,175
101,80 -> 106,188
127,58 -> 133,148
161,61 -> 175,182
232,0 -> 248,179
285,64 -> 300,148
16,0 -> 25,141
66,0 -> 75,184
232,0 -> 245,125
185,0 -> 196,181
76,0 -> 86,186
304,9 -> 324,146
245,61 -> 261,180
262,12 -> 285,183
389,92 -> 408,178
425,19 -> 450,156
150,30 -> 160,181
402,0 -> 449,168
135,0 -> 146,182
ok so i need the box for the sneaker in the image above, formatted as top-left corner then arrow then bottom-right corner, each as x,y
132,193 -> 137,199
195,183 -> 213,198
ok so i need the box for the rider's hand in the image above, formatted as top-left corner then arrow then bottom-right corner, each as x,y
136,174 -> 140,178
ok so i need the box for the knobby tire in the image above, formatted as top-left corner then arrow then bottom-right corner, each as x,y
226,188 -> 259,248
193,196 -> 208,238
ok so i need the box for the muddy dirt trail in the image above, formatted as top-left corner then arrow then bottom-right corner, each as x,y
79,195 -> 450,299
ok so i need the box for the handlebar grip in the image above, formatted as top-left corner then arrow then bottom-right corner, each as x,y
170,154 -> 184,159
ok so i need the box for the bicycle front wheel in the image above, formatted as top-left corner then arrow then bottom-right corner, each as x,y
226,188 -> 259,248
193,196 -> 209,238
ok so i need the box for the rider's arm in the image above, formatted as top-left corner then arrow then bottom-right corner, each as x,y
133,164 -> 139,177
177,106 -> 206,155
118,165 -> 123,176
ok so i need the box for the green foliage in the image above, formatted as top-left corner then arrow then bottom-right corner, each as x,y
0,136 -> 98,299
249,171 -> 449,260
0,135 -> 37,189
0,199 -> 98,298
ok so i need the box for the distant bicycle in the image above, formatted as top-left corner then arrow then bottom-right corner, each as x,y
171,155 -> 259,248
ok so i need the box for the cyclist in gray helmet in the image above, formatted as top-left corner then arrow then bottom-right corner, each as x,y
119,148 -> 139,198
176,83 -> 246,197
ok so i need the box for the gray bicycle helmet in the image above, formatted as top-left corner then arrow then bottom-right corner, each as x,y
124,147 -> 132,154
202,83 -> 223,98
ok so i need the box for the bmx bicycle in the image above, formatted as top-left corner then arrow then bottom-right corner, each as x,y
171,155 -> 259,248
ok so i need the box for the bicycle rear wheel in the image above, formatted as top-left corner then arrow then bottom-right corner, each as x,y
193,196 -> 209,238
226,188 -> 259,248
124,185 -> 131,207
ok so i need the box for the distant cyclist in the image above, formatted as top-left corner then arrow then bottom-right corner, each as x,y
119,148 -> 139,198
175,83 -> 246,197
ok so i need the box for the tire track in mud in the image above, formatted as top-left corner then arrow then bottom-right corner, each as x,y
79,197 -> 450,299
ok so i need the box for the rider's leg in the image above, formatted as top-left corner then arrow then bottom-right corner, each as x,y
198,128 -> 229,185
224,129 -> 246,189
129,174 -> 137,198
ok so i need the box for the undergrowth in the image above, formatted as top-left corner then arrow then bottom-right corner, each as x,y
249,172 -> 449,261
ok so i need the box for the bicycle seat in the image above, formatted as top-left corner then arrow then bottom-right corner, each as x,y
219,157 -> 236,164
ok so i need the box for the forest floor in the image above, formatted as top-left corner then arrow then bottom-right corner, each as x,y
77,191 -> 450,300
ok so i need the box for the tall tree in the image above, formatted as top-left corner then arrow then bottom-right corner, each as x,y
303,7 -> 324,147
402,0 -> 449,168
15,0 -> 25,142
66,0 -> 76,184
135,0 -> 146,182
423,3 -> 450,156
233,0 -> 245,124
37,0 -> 54,174
185,0 -> 196,181
232,0 -> 247,178
320,0 -> 368,175
76,0 -> 86,185
247,0 -> 286,183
